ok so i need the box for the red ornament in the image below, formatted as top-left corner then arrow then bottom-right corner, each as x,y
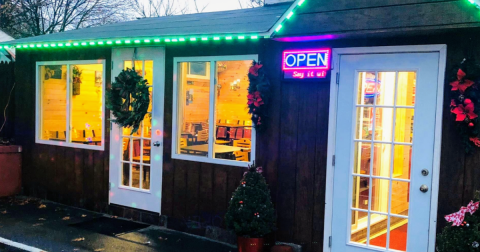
469,122 -> 475,127
465,98 -> 472,104
239,201 -> 244,204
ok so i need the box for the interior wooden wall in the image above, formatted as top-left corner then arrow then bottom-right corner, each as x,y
0,61 -> 14,140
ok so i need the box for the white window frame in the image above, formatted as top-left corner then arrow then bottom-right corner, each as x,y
172,55 -> 257,167
35,60 -> 106,151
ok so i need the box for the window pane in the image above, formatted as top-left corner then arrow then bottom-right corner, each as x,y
40,65 -> 67,141
122,163 -> 130,186
132,164 -> 140,188
352,176 -> 369,211
354,141 -> 370,175
355,107 -> 373,140
388,217 -> 408,251
394,108 -> 414,143
350,210 -> 368,244
391,181 -> 410,216
397,72 -> 416,106
376,72 -> 396,106
214,60 -> 252,162
70,64 -> 103,146
176,62 -> 211,157
371,178 -> 389,213
142,165 -> 150,190
357,72 -> 376,105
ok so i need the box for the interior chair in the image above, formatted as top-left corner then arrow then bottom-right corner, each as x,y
196,129 -> 209,143
233,138 -> 251,149
234,149 -> 250,162
235,128 -> 244,139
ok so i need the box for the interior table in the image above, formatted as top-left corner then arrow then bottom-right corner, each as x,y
180,144 -> 247,155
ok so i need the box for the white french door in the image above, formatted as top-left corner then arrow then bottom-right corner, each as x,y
328,48 -> 445,252
109,47 -> 165,213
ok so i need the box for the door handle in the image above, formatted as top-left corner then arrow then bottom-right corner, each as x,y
153,141 -> 162,147
420,185 -> 429,193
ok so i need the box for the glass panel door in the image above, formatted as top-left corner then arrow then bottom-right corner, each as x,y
331,52 -> 440,252
109,47 -> 165,213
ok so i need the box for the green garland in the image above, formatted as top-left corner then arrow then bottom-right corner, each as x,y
106,68 -> 150,134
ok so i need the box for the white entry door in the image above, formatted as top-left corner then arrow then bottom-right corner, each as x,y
329,49 -> 444,251
109,47 -> 165,213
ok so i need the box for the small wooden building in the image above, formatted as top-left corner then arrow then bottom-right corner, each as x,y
3,0 -> 480,251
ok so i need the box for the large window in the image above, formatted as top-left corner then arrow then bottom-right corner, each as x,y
172,55 -> 256,167
36,60 -> 105,150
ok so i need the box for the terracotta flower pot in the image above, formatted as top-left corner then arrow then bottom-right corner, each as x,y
237,236 -> 264,252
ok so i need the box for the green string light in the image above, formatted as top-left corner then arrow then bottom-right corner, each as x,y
8,33 -> 264,49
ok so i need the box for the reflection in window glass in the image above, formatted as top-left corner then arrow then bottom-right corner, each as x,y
40,65 -> 67,141
70,64 -> 103,146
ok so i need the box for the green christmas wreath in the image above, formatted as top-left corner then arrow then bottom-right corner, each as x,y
106,68 -> 150,135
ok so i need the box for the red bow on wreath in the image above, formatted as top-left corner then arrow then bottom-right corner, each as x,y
451,69 -> 474,94
248,91 -> 264,107
445,200 -> 480,226
451,100 -> 478,121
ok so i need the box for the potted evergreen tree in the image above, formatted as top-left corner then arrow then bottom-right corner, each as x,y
225,164 -> 276,252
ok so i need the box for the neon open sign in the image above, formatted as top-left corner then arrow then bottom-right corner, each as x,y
282,48 -> 331,79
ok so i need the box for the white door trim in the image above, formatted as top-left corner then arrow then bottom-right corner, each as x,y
323,45 -> 446,252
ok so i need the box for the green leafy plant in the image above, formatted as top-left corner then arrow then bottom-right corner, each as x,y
437,191 -> 480,252
225,164 -> 276,238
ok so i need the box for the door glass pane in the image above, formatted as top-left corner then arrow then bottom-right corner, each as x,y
393,145 -> 412,179
376,72 -> 396,106
214,60 -> 252,162
356,107 -> 373,140
176,62 -> 211,157
357,71 -> 376,105
354,142 -> 371,175
372,143 -> 391,178
391,181 -> 410,216
132,139 -> 141,163
134,61 -> 143,76
144,61 -> 154,85
142,139 -> 151,164
371,178 -> 389,213
374,108 -> 394,142
142,166 -> 150,190
389,217 -> 408,251
132,164 -> 140,188
39,65 -> 67,141
369,213 -> 388,248
395,108 -> 414,143
122,163 -> 130,186
351,210 -> 368,244
122,138 -> 131,161
70,64 -> 103,146
352,176 -> 369,211
397,72 -> 416,106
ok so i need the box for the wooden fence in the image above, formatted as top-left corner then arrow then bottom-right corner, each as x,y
0,61 -> 15,140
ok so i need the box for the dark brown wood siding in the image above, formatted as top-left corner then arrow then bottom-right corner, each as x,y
14,48 -> 111,213
0,61 -> 15,139
279,0 -> 480,37
12,27 -> 480,252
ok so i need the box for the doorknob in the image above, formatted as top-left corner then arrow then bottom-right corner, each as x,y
420,185 -> 429,193
153,141 -> 162,147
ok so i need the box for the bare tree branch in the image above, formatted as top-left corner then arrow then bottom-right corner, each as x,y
0,0 -> 133,38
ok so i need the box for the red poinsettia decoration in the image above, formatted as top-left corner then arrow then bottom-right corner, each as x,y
470,137 -> 480,147
249,63 -> 263,77
451,69 -> 474,93
452,101 -> 477,121
247,91 -> 264,107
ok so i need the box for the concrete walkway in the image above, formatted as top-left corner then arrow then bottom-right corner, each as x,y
0,197 -> 236,252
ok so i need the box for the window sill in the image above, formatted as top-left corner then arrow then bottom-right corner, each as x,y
171,153 -> 252,167
36,139 -> 105,151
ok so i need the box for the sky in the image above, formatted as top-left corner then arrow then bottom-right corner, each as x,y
138,0 -> 256,14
